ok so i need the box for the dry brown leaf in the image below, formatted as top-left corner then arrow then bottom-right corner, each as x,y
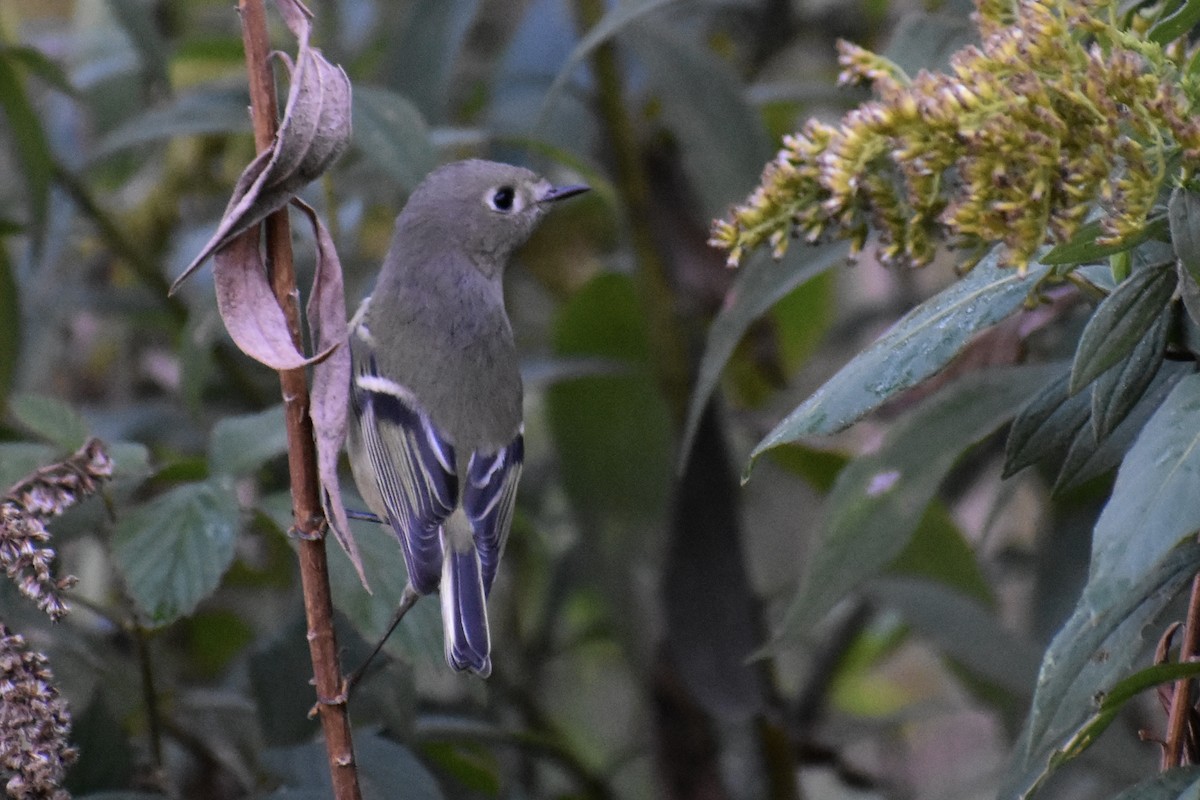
171,0 -> 351,293
212,227 -> 332,370
294,199 -> 365,589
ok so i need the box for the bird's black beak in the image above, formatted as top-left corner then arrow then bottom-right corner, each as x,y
539,183 -> 590,203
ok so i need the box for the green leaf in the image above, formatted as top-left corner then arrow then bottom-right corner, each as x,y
1090,373 -> 1200,589
1069,261 -> 1176,394
1090,308 -> 1170,440
881,12 -> 975,74
107,0 -> 169,91
773,365 -> 1059,642
92,87 -> 253,158
765,443 -> 848,493
864,577 -> 1040,699
888,503 -> 991,604
0,241 -> 19,405
4,47 -> 74,95
1003,538 -> 1200,798
0,49 -> 53,253
8,392 -> 90,451
1053,661 -> 1200,766
1108,767 -> 1200,800
1003,368 -> 1091,478
322,507 -> 444,668
207,405 -> 288,477
1170,187 -> 1200,288
1150,0 -> 1200,43
1041,215 -> 1169,266
681,244 -> 847,463
1055,359 -> 1190,494
1007,375 -> 1200,795
539,0 -> 682,123
750,249 -> 1050,463
377,0 -> 478,123
546,273 -> 674,538
112,481 -> 240,625
625,22 -> 773,219
0,442 -> 56,493
262,730 -> 445,800
350,87 -> 438,191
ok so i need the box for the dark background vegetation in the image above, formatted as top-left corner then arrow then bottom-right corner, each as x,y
0,0 -> 1169,797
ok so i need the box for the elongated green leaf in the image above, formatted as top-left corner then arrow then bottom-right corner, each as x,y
1004,369 -> 1092,478
888,502 -> 991,604
773,365 -> 1059,642
207,405 -> 287,477
1150,0 -> 1200,43
379,0 -> 478,123
0,49 -> 53,253
625,22 -> 773,219
93,87 -> 252,157
1091,373 -> 1200,585
108,0 -> 169,91
750,250 -> 1050,463
1108,768 -> 1200,800
1041,215 -> 1169,266
112,481 -> 240,625
1004,538 -> 1200,799
1091,308 -> 1170,440
1008,375 -> 1200,796
8,392 -> 90,451
864,577 -> 1040,698
351,87 -> 437,190
5,47 -> 73,94
539,0 -> 682,122
1069,261 -> 1176,394
1056,359 -> 1190,493
1170,187 -> 1200,288
1052,661 -> 1200,766
682,244 -> 847,463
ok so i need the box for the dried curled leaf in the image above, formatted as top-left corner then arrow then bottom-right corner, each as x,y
294,199 -> 364,588
171,0 -> 351,292
211,227 -> 336,370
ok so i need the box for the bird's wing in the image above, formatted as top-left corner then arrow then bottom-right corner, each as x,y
352,353 -> 458,595
462,433 -> 523,595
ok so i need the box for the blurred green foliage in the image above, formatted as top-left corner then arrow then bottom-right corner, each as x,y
3,0 -> 1186,798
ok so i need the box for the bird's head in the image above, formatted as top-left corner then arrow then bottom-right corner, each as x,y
399,159 -> 588,275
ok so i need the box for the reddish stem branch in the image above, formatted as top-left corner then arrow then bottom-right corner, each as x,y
1164,573 -> 1200,769
236,2 -> 361,798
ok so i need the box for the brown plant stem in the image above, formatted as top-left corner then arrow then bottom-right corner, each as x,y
1164,572 -> 1200,768
236,2 -> 361,797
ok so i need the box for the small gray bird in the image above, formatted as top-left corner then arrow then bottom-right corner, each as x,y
347,159 -> 587,676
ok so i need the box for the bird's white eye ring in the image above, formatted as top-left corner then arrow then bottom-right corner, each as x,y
485,185 -> 524,213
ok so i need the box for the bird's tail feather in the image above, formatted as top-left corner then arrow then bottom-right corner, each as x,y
441,546 -> 492,677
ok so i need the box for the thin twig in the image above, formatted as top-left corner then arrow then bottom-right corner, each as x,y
1163,573 -> 1200,768
236,2 -> 361,798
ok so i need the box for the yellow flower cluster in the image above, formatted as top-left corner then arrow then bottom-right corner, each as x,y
711,0 -> 1200,270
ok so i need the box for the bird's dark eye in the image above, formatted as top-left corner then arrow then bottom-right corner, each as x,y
491,186 -> 515,211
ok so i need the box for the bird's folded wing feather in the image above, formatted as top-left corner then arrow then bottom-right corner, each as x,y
462,434 -> 523,594
353,357 -> 457,595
